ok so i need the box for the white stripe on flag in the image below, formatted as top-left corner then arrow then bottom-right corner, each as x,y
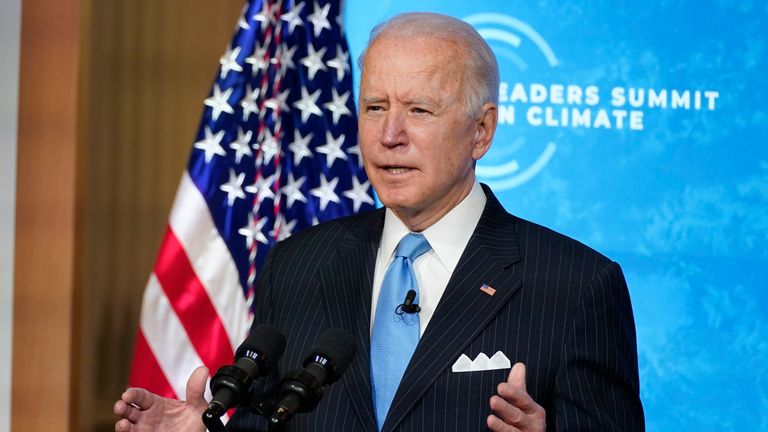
169,172 -> 252,348
140,273 -> 211,401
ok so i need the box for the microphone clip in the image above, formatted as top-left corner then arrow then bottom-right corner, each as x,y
396,289 -> 421,315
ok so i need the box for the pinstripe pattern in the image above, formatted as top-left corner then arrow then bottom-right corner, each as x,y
228,185 -> 644,431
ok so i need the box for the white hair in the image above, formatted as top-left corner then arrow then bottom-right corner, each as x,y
358,12 -> 500,115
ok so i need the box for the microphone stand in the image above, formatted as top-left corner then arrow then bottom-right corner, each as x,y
202,409 -> 228,432
267,419 -> 286,432
201,396 -> 276,432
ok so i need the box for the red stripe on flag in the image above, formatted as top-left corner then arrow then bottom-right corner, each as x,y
153,226 -> 235,373
128,330 -> 178,398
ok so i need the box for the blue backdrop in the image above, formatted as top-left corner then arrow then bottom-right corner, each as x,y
345,2 -> 768,430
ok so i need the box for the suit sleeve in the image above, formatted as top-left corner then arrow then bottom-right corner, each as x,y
552,261 -> 645,431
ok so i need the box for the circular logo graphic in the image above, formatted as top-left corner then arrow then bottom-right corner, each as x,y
464,13 -> 559,190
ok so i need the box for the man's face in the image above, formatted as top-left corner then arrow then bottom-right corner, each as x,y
358,36 -> 495,230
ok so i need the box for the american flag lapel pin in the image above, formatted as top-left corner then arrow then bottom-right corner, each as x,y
480,284 -> 496,296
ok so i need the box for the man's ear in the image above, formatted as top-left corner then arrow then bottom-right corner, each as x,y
472,102 -> 498,161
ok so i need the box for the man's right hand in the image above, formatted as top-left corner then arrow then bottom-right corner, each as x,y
113,366 -> 209,432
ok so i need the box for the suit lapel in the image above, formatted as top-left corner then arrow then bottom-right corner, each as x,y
318,209 -> 384,432
384,188 -> 523,431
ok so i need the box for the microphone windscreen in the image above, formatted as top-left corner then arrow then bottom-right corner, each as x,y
308,328 -> 356,382
236,324 -> 286,363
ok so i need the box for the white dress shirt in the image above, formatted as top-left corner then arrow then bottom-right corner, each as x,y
370,182 -> 487,336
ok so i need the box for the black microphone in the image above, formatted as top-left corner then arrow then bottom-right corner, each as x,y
206,324 -> 286,418
269,328 -> 356,428
396,289 -> 421,314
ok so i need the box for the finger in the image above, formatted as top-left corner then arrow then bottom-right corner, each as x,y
507,362 -> 526,391
121,387 -> 156,411
487,413 -> 521,432
185,366 -> 209,406
490,394 -> 528,427
113,399 -> 128,417
115,418 -> 134,432
113,400 -> 141,423
497,382 -> 539,414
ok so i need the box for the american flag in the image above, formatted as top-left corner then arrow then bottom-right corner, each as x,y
128,0 -> 375,401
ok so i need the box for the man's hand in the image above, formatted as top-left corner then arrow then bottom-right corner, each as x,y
113,366 -> 209,432
487,362 -> 546,431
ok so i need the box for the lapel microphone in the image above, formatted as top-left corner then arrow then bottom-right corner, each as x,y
396,289 -> 421,314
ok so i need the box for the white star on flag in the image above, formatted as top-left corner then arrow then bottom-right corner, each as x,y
316,131 -> 347,167
204,84 -> 234,121
245,173 -> 276,205
270,213 -> 298,242
347,142 -> 363,168
310,174 -> 341,211
238,213 -> 269,248
280,172 -> 308,209
240,85 -> 260,120
264,88 -> 291,114
252,1 -> 273,32
307,0 -> 332,37
277,43 -> 297,76
193,126 -> 226,163
220,169 -> 246,206
326,45 -> 350,81
288,130 -> 314,165
246,44 -> 269,75
229,128 -> 253,164
219,45 -> 243,79
294,87 -> 323,123
335,10 -> 343,29
260,129 -> 281,164
237,3 -> 251,30
323,88 -> 352,125
300,43 -> 328,80
343,177 -> 375,212
280,2 -> 305,34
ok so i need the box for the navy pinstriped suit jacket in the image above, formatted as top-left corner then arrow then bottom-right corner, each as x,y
228,186 -> 645,431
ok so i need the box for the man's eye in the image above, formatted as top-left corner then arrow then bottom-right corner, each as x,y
367,105 -> 384,112
412,107 -> 431,114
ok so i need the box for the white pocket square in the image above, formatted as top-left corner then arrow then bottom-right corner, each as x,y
451,351 -> 511,372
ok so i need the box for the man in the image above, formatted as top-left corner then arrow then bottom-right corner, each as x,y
115,12 -> 644,431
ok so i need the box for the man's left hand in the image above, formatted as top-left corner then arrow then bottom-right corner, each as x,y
487,362 -> 546,431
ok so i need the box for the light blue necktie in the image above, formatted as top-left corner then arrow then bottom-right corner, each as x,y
370,233 -> 431,431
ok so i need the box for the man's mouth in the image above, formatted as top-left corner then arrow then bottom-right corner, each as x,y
383,166 -> 413,174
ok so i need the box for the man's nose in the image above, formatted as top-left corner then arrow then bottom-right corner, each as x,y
380,110 -> 407,147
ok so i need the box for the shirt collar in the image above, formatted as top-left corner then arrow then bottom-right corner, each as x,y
380,181 -> 486,271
